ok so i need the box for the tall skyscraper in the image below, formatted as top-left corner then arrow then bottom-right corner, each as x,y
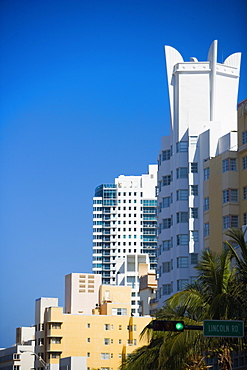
92,164 -> 157,315
157,40 -> 241,308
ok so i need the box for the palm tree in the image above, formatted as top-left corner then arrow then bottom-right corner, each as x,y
225,227 -> 247,286
121,249 -> 245,370
164,249 -> 245,370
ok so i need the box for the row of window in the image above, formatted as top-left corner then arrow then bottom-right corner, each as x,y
158,143 -> 188,165
87,337 -> 136,345
158,186 -> 246,216
204,213 -> 247,236
157,232 -> 199,255
159,254 -> 198,273
204,156 -> 247,180
157,278 -> 196,297
161,164 -> 198,185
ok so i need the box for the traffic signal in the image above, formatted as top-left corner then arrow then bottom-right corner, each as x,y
150,320 -> 185,332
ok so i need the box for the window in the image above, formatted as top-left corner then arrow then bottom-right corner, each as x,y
119,339 -> 122,344
204,167 -> 210,180
223,215 -> 239,229
162,149 -> 171,161
51,323 -> 61,329
222,158 -> 237,172
158,202 -> 162,213
162,261 -> 172,273
51,338 -> 61,344
163,196 -> 171,207
163,218 -> 172,229
104,324 -> 110,330
177,234 -> 189,245
191,208 -> 198,218
104,338 -> 110,345
223,189 -> 229,203
162,283 -> 173,295
162,175 -> 171,186
191,231 -> 199,242
243,156 -> 247,170
162,239 -> 172,251
204,223 -> 209,237
176,167 -> 188,179
223,189 -> 238,203
177,257 -> 188,268
87,352 -> 90,357
242,131 -> 247,144
191,185 -> 198,195
50,353 -> 60,359
101,353 -> 110,360
190,162 -> 198,173
112,308 -> 127,315
223,216 -> 230,229
87,338 -> 90,343
176,141 -> 188,152
177,189 -> 188,200
244,187 -> 247,200
191,253 -> 198,264
204,198 -> 209,211
244,213 -> 247,225
87,323 -> 90,328
176,212 -> 188,223
177,279 -> 189,291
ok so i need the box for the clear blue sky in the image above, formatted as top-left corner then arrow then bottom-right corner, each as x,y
0,0 -> 246,347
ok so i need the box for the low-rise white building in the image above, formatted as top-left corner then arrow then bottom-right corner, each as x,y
0,326 -> 35,369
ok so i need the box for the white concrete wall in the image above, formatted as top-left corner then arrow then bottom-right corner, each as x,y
35,297 -> 58,325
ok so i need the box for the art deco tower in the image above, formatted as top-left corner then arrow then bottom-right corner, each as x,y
157,41 -> 241,307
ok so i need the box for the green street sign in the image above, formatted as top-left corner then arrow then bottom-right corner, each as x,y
203,320 -> 244,338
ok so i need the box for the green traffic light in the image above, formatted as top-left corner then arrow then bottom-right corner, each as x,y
175,322 -> 184,331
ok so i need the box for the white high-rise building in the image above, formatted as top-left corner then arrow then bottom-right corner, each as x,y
157,41 -> 241,307
92,164 -> 157,315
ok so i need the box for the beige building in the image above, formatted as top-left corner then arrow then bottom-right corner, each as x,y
203,99 -> 247,252
34,276 -> 151,370
65,273 -> 102,314
139,264 -> 157,316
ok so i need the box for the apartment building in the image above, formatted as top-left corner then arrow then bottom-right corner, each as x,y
203,99 -> 247,252
0,327 -> 35,370
34,283 -> 151,370
157,40 -> 241,307
92,164 -> 157,315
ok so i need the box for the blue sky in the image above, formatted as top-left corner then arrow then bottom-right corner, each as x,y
0,0 -> 246,347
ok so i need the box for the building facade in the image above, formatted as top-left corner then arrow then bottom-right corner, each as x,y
0,327 -> 35,370
203,99 -> 247,253
92,164 -> 157,315
157,40 -> 241,308
34,283 -> 151,370
64,273 -> 102,315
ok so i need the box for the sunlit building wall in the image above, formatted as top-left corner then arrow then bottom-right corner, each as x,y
92,164 -> 157,315
157,40 -> 241,308
203,99 -> 247,253
34,284 -> 151,370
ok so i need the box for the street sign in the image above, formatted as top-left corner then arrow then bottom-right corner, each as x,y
203,320 -> 244,338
